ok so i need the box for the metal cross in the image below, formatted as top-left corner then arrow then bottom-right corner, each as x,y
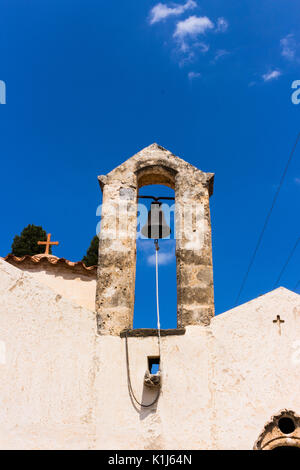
273,315 -> 285,335
37,233 -> 59,255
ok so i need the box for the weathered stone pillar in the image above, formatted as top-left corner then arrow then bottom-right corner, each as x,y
96,176 -> 138,335
175,173 -> 214,327
95,143 -> 214,334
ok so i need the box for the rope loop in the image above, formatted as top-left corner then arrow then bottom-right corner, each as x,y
124,239 -> 162,408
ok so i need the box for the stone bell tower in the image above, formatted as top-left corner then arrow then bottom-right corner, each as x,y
96,144 -> 214,335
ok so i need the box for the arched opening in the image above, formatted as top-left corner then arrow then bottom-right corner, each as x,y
96,143 -> 214,335
133,182 -> 177,329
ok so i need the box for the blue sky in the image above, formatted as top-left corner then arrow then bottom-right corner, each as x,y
0,0 -> 299,327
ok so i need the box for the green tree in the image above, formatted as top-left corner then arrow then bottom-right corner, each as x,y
82,235 -> 99,267
11,224 -> 51,257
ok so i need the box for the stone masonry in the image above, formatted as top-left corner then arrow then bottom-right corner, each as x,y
96,143 -> 215,335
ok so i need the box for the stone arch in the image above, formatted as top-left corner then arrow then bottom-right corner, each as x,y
254,410 -> 300,450
96,144 -> 215,335
136,164 -> 177,189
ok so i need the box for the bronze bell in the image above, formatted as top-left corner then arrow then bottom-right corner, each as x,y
141,202 -> 171,239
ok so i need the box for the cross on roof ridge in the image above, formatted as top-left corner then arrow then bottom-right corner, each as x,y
37,233 -> 59,255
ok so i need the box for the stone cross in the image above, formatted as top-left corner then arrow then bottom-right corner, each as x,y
273,315 -> 285,335
37,233 -> 59,255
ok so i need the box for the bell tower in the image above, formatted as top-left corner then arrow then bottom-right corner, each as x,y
96,143 -> 214,335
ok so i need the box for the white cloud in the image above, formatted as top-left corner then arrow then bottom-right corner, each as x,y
212,49 -> 229,62
195,42 -> 209,53
148,7 -> 228,69
147,251 -> 174,266
188,71 -> 201,80
149,0 -> 197,25
262,70 -> 282,82
173,15 -> 214,39
177,40 -> 208,63
216,17 -> 228,33
178,50 -> 196,67
280,34 -> 296,61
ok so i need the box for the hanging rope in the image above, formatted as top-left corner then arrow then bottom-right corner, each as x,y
124,239 -> 162,408
125,331 -> 161,408
155,239 -> 161,361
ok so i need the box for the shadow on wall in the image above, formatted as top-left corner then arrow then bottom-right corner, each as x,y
139,384 -> 159,421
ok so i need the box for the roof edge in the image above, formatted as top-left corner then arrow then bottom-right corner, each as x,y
214,286 -> 300,321
3,254 -> 97,276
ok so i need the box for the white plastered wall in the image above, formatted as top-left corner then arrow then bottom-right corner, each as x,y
0,259 -> 97,449
10,263 -> 96,312
0,258 -> 299,449
94,288 -> 300,450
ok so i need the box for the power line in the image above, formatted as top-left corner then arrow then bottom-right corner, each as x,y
294,280 -> 300,291
235,131 -> 300,306
273,236 -> 300,288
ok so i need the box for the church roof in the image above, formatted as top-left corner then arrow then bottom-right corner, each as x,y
3,254 -> 97,276
213,287 -> 300,323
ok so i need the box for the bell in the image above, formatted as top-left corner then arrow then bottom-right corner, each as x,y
141,202 -> 171,239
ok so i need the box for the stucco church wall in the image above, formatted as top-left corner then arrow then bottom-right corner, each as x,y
0,259 -> 97,450
7,262 -> 96,312
0,258 -> 299,449
94,288 -> 300,450
94,330 -> 212,450
210,288 -> 300,449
